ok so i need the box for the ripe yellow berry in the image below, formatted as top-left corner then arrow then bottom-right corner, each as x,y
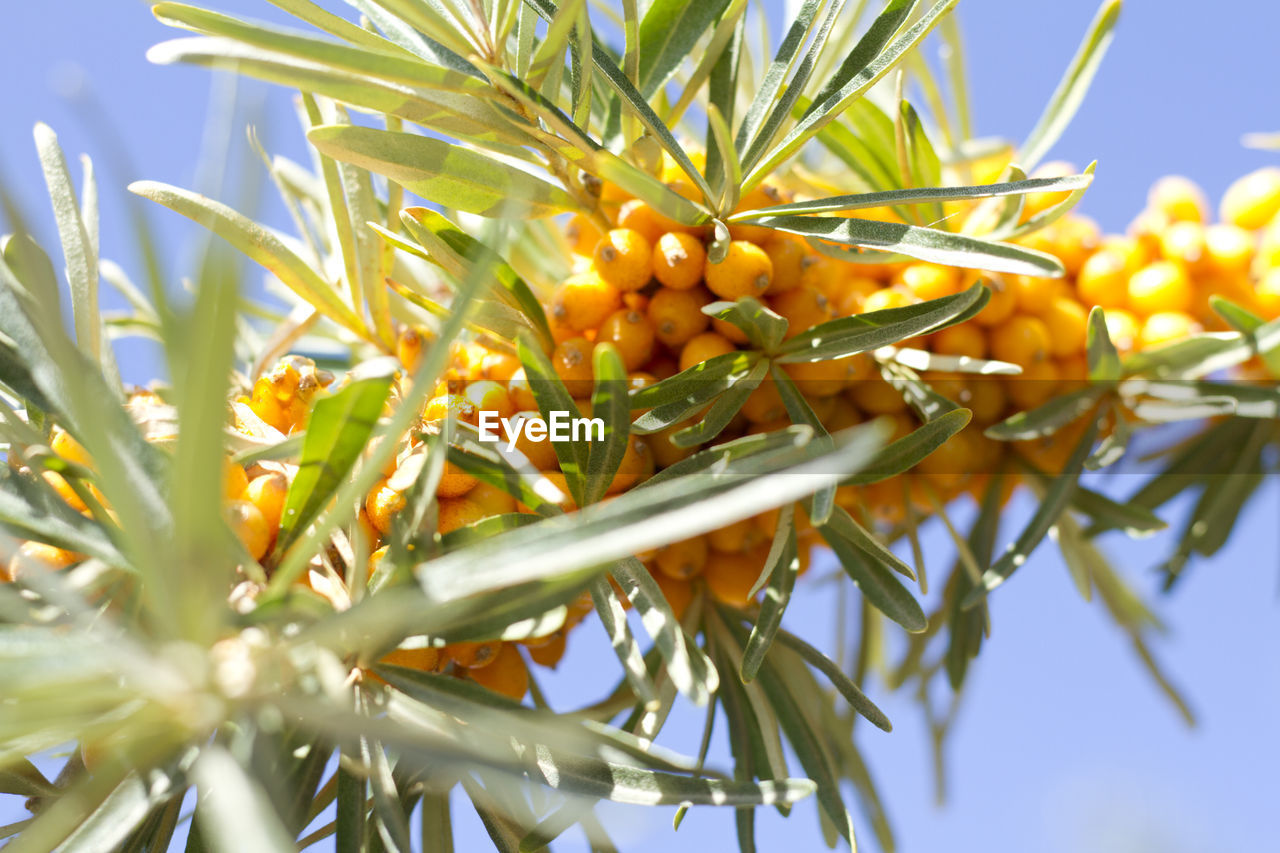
598,309 -> 656,371
763,236 -> 806,293
552,337 -> 595,397
679,332 -> 736,372
988,315 -> 1052,366
932,323 -> 987,360
703,545 -> 770,608
424,393 -> 480,427
1148,175 -> 1208,223
848,378 -> 908,415
396,326 -> 427,373
1076,250 -> 1131,309
527,630 -> 568,668
1128,261 -> 1193,316
1009,275 -> 1057,316
466,481 -> 517,517
1139,311 -> 1202,349
770,286 -> 835,338
973,278 -> 1018,327
832,275 -> 882,316
606,436 -> 654,495
224,461 -> 250,501
898,264 -> 960,301
467,642 -> 529,700
1006,359 -> 1059,411
506,368 -> 538,412
655,535 -> 709,579
438,497 -> 487,534
1021,161 -> 1077,218
1042,297 -> 1089,357
1256,267 -> 1280,318
1103,309 -> 1141,353
244,472 -> 288,535
782,356 -> 863,397
649,422 -> 697,468
648,286 -> 712,348
652,231 -> 706,290
480,351 -> 522,383
51,429 -> 93,468
617,199 -> 680,244
508,412 -> 559,470
704,240 -> 773,300
965,378 -> 1008,424
1220,167 -> 1280,230
464,380 -> 515,421
6,541 -> 79,582
552,272 -> 622,332
366,478 -> 407,537
741,378 -> 788,423
1157,221 -> 1208,272
651,571 -> 693,622
1203,224 -> 1255,276
707,518 -> 766,554
436,460 -> 479,499
447,641 -> 502,669
565,214 -> 604,255
226,499 -> 271,561
593,228 -> 654,292
380,645 -> 442,673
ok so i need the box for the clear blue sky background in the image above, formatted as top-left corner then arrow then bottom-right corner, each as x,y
2,2 -> 1279,851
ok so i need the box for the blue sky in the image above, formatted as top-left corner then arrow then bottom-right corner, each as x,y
2,2 -> 1278,851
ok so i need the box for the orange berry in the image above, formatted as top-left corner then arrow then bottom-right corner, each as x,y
1148,175 -> 1208,223
832,276 -> 883,316
244,472 -> 288,534
593,228 -> 654,292
1220,167 -> 1280,230
527,630 -> 568,668
1021,161 -> 1077,218
763,236 -> 806,293
1103,309 -> 1141,353
988,315 -> 1052,366
552,337 -> 595,397
480,351 -> 521,383
366,478 -> 407,536
6,541 -> 78,581
648,286 -> 712,348
424,393 -> 480,426
650,422 -> 697,468
397,326 -> 427,373
898,264 -> 960,301
566,214 -> 604,255
707,518 -> 765,554
712,316 -> 751,345
679,332 -> 736,372
848,378 -> 908,415
655,535 -> 709,579
652,231 -> 706,290
1128,261 -> 1193,316
598,309 -> 656,371
1076,250 -> 1130,309
436,460 -> 479,499
973,277 -> 1017,327
1006,360 -> 1059,410
438,497 -> 486,535
782,356 -> 863,397
651,571 -> 693,622
447,641 -> 502,669
506,367 -> 538,411
741,378 -> 788,423
1157,221 -> 1209,274
1256,268 -> 1280,318
224,461 -> 250,501
704,240 -> 773,300
861,287 -> 919,314
1009,275 -> 1057,316
932,323 -> 987,360
51,429 -> 93,468
966,379 -> 1008,424
1139,311 -> 1202,349
467,642 -> 528,700
617,199 -> 680,244
607,436 -> 654,494
703,544 -> 770,608
466,480 -> 517,517
1203,224 -> 1255,276
464,380 -> 514,421
380,645 -> 442,672
1042,297 -> 1089,357
770,286 -> 835,338
507,412 -> 559,470
552,272 -> 622,332
226,499 -> 270,561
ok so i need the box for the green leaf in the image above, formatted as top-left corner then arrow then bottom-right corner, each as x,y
517,335 -> 588,506
752,214 -> 1064,277
590,575 -> 660,709
822,504 -> 916,581
583,344 -> 630,505
1210,296 -> 1280,376
740,504 -> 798,682
1000,161 -> 1098,240
820,509 -> 927,632
763,625 -> 892,733
192,748 -> 297,853
1086,306 -> 1122,382
308,126 -> 576,218
705,297 -> 788,352
129,181 -> 366,336
964,418 -> 1101,608
671,358 -> 769,448
984,386 -> 1103,441
641,426 -> 814,489
1067,480 -> 1166,537
275,359 -> 396,554
636,0 -> 731,97
777,281 -> 987,363
1018,0 -> 1122,172
34,124 -> 100,362
748,0 -> 958,186
631,350 -> 760,433
844,408 -> 971,484
446,440 -> 565,517
730,173 -> 1093,219
0,760 -> 55,798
